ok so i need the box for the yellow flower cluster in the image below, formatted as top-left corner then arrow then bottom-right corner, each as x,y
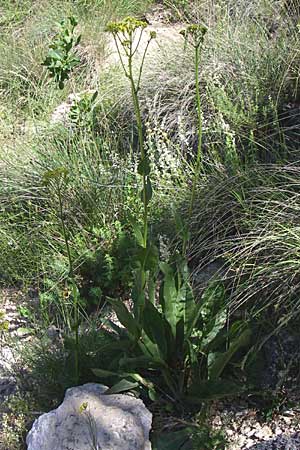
105,16 -> 148,35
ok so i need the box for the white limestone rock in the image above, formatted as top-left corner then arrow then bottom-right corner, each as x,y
26,383 -> 152,450
51,92 -> 81,125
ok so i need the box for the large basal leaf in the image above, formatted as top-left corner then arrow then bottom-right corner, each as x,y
183,283 -> 196,336
132,268 -> 146,319
138,331 -> 162,360
185,298 -> 204,342
160,262 -> 181,338
172,258 -> 198,342
177,264 -> 196,339
92,369 -> 154,390
104,379 -> 138,394
201,282 -> 226,321
160,259 -> 197,352
107,298 -> 140,339
208,327 -> 251,380
131,222 -> 145,248
92,368 -> 123,379
143,301 -> 169,360
201,308 -> 227,348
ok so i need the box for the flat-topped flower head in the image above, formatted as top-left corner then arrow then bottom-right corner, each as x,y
180,23 -> 208,48
42,167 -> 69,186
105,16 -> 148,35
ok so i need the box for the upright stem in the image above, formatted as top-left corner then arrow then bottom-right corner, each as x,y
189,44 -> 203,216
57,185 -> 79,384
128,54 -> 148,249
108,20 -> 153,323
57,187 -> 73,277
73,281 -> 79,384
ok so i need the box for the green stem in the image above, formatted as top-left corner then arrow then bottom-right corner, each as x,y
189,44 -> 203,216
128,53 -> 148,249
73,282 -> 79,384
57,188 -> 73,277
57,185 -> 79,384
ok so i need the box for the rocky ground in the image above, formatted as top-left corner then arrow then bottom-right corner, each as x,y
0,289 -> 31,399
211,402 -> 300,449
0,288 -> 37,449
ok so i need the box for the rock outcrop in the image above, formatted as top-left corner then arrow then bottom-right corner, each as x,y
26,383 -> 152,450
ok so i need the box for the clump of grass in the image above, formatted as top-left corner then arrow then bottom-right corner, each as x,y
187,164 -> 300,325
0,127 -> 138,284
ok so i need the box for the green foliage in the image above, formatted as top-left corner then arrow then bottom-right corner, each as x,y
106,15 -> 156,249
42,16 -> 81,89
188,165 -> 300,323
252,389 -> 290,421
69,91 -> 98,129
0,310 -> 9,332
19,322 -> 120,404
93,258 -> 250,403
43,166 -> 81,383
78,225 -> 137,303
0,392 -> 33,450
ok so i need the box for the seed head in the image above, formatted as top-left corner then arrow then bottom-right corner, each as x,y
180,23 -> 208,48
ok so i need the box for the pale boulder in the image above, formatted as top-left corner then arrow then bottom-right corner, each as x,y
26,383 -> 152,450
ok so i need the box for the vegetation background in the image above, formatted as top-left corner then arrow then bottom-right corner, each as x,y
1,0 -> 300,449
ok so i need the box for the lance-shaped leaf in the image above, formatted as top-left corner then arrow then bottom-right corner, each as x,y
107,298 -> 140,339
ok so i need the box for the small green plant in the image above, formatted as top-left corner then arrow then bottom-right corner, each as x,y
42,16 -> 81,89
260,389 -> 289,421
0,310 -> 9,332
43,167 -> 80,384
78,225 -> 137,305
79,402 -> 102,450
69,91 -> 98,129
180,23 -> 207,214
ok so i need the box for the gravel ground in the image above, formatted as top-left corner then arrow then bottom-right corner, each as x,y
211,403 -> 300,449
0,289 -> 35,431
